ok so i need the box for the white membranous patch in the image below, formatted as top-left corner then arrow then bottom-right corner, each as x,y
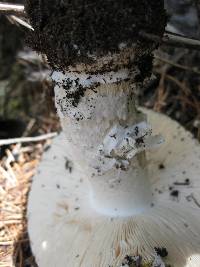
92,121 -> 164,175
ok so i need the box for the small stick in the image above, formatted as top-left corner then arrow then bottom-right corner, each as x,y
0,132 -> 57,146
155,55 -> 200,75
165,31 -> 200,50
0,2 -> 24,15
140,31 -> 200,51
0,2 -> 33,30
186,193 -> 200,208
8,15 -> 34,31
173,179 -> 190,186
0,240 -> 14,245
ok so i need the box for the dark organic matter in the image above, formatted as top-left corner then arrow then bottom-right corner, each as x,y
25,0 -> 167,69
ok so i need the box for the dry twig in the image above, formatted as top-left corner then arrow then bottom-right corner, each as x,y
0,132 -> 57,146
155,55 -> 200,75
140,31 -> 200,51
0,2 -> 24,15
8,15 -> 34,31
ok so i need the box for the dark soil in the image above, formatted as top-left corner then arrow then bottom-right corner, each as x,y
25,0 -> 167,69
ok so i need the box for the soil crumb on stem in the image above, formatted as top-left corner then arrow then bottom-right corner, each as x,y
25,0 -> 167,69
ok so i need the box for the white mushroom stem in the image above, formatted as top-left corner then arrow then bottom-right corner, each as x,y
52,62 -> 163,217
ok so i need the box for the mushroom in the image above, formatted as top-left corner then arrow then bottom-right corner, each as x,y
28,108 -> 200,267
24,1 -> 200,267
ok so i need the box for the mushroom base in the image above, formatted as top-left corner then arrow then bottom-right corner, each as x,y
28,109 -> 200,267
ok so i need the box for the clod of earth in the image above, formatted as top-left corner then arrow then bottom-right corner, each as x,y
25,0 -> 166,69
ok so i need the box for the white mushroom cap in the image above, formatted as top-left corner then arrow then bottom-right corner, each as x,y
28,108 -> 200,267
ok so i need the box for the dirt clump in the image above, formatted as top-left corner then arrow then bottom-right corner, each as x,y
25,0 -> 167,70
